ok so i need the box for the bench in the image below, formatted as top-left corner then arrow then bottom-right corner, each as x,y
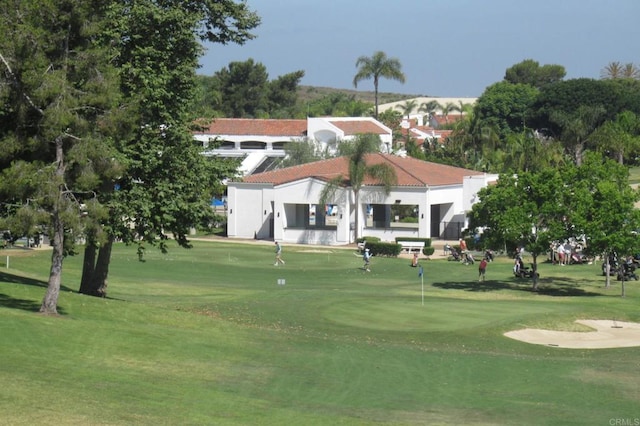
398,241 -> 425,254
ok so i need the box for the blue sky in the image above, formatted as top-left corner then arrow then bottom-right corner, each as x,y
199,0 -> 640,98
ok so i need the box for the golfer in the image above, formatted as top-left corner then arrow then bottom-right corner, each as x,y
363,248 -> 371,272
274,241 -> 285,266
478,257 -> 488,281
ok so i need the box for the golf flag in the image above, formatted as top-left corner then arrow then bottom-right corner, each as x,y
419,265 -> 425,306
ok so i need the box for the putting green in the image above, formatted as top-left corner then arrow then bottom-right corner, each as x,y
325,298 -> 558,332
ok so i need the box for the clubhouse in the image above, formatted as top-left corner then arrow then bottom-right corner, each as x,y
226,153 -> 497,245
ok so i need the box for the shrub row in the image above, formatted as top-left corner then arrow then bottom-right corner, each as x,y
357,236 -> 435,257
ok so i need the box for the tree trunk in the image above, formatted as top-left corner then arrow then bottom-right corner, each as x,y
79,238 -> 97,295
373,79 -> 379,119
40,136 -> 66,315
574,143 -> 583,166
353,189 -> 359,242
531,255 -> 539,291
78,234 -> 113,298
40,211 -> 64,314
604,252 -> 611,289
91,235 -> 114,298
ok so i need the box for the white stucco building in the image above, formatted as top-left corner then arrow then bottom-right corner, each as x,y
193,117 -> 393,175
226,153 -> 498,245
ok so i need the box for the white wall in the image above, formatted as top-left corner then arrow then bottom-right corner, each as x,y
463,174 -> 499,212
227,183 -> 274,239
274,178 -> 350,245
228,173 -> 496,245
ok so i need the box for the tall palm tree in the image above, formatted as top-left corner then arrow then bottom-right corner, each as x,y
439,102 -> 456,124
320,134 -> 397,242
395,99 -> 418,119
601,61 -> 624,79
353,51 -> 406,119
621,63 -> 640,79
418,100 -> 439,125
395,99 -> 417,145
453,100 -> 473,115
601,62 -> 640,80
599,61 -> 640,80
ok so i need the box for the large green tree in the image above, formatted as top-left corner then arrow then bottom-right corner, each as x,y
208,59 -> 303,118
0,0 -> 123,313
564,153 -> 640,291
549,105 -> 606,166
353,51 -> 406,119
267,70 -> 306,118
78,0 -> 258,298
469,169 -> 565,290
470,155 -> 640,292
214,59 -> 270,117
504,59 -> 566,88
472,81 -> 539,141
528,78 -> 621,137
0,0 -> 259,311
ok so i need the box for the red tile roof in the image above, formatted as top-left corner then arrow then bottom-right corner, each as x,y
328,120 -> 388,135
194,118 -> 307,137
411,126 -> 453,141
241,153 -> 483,187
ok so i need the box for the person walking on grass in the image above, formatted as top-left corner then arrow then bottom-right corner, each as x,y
274,241 -> 285,266
363,248 -> 371,272
478,257 -> 488,282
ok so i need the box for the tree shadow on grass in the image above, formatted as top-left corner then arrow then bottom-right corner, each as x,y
0,271 -> 71,314
432,279 -> 514,292
533,276 -> 602,297
432,275 -> 602,297
0,293 -> 42,312
0,271 -> 47,288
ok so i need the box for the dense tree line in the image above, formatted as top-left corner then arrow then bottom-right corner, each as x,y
194,56 -> 640,176
428,60 -> 640,172
193,61 -> 373,119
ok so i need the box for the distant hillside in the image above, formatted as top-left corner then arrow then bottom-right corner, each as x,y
296,85 -> 424,106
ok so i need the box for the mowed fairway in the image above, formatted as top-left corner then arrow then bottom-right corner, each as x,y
1,240 -> 639,425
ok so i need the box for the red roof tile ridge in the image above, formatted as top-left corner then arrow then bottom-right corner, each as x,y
376,153 -> 429,185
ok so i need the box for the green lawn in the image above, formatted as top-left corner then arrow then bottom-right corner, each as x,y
1,241 -> 639,425
628,165 -> 640,184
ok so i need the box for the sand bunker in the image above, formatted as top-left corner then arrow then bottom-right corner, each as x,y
504,320 -> 640,349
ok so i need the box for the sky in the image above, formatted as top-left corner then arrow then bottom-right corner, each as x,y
199,0 -> 640,98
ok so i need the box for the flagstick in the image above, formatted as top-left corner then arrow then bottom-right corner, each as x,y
419,265 -> 424,306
